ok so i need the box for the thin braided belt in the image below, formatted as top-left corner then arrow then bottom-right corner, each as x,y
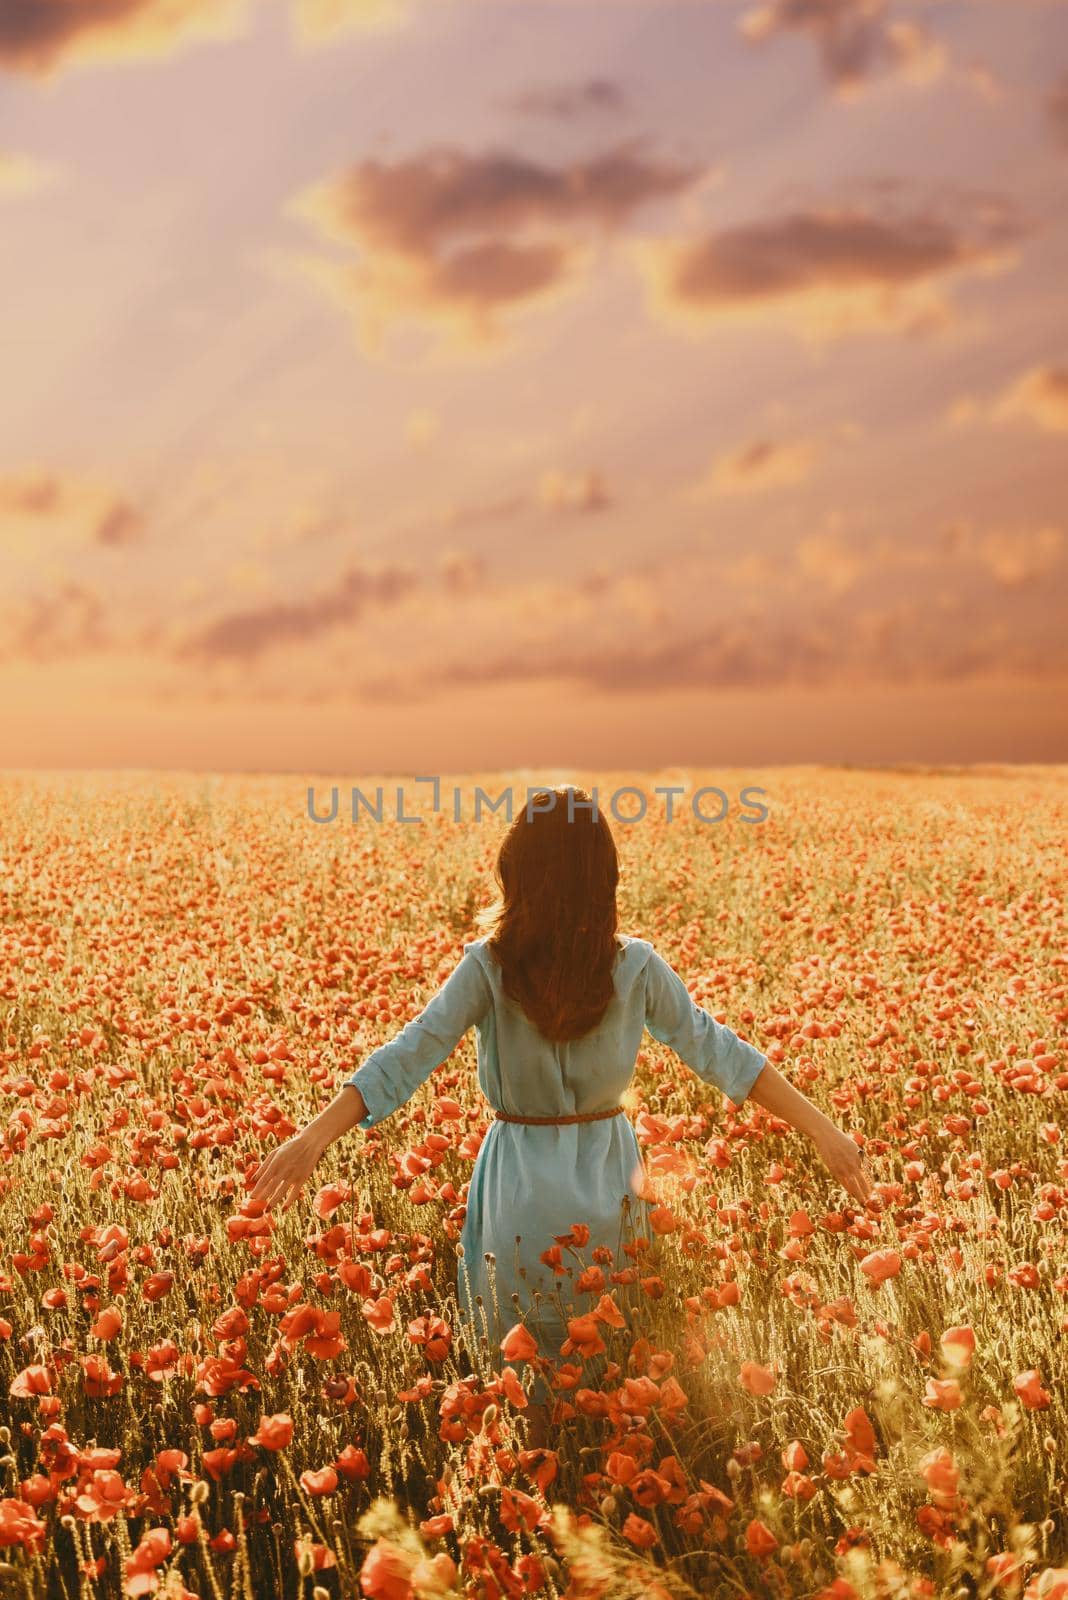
493,1105 -> 625,1125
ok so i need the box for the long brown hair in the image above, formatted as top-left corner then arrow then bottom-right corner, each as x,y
474,785 -> 622,1042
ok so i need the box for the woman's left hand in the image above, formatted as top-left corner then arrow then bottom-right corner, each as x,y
811,1123 -> 875,1207
247,1129 -> 323,1212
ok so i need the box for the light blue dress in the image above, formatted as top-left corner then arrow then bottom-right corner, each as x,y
343,934 -> 766,1404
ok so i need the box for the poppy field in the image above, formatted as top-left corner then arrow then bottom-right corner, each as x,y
0,765 -> 1065,1600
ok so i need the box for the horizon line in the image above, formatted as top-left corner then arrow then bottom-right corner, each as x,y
2,761 -> 1066,780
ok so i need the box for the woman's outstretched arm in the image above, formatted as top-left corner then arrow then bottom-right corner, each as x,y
246,1085 -> 369,1212
246,945 -> 489,1211
307,1083 -> 369,1150
341,945 -> 489,1129
744,1058 -> 875,1206
643,947 -> 874,1206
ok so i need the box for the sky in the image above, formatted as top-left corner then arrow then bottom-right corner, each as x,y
0,0 -> 1066,772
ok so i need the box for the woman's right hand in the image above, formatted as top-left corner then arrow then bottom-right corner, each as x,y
247,1128 -> 324,1213
812,1125 -> 874,1206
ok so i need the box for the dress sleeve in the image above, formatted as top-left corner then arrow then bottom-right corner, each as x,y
342,948 -> 491,1130
643,947 -> 766,1106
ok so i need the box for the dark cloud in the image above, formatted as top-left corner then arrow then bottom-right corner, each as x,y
706,436 -> 816,493
0,0 -> 237,78
675,210 -> 990,300
738,0 -> 945,94
176,559 -> 422,662
303,140 -> 703,259
6,519 -> 1062,696
174,546 -> 497,661
343,523 -> 1066,704
416,235 -> 574,316
356,619 -> 837,699
356,594 -> 1060,704
1,580 -> 111,661
0,471 -> 62,513
638,200 -> 1023,335
0,469 -> 146,545
0,0 -> 144,77
501,78 -> 631,120
290,139 -> 706,350
93,500 -> 144,547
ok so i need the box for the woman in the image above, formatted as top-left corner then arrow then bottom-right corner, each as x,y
248,785 -> 874,1449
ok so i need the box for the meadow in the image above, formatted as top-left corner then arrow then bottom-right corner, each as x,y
0,766 -> 1065,1600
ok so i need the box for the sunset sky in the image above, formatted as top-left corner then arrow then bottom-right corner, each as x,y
1,0 -> 1066,771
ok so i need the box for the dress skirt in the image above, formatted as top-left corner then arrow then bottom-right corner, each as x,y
456,1112 -> 654,1406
